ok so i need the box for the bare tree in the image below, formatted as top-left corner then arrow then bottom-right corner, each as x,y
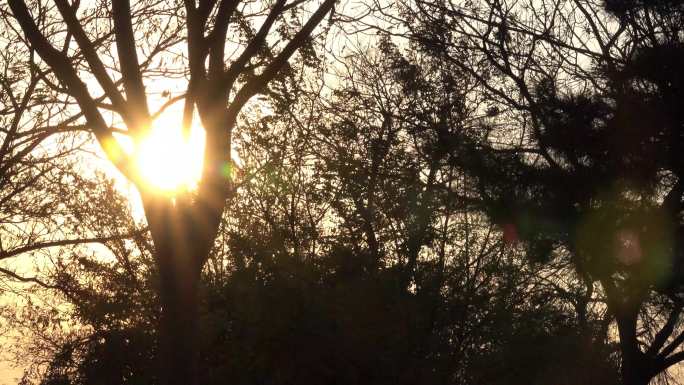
0,14 -> 140,288
3,0 -> 337,383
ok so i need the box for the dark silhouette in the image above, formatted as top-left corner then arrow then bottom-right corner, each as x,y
0,30 -> 133,276
2,0 -> 684,384
4,1 -> 335,384
9,39 -> 617,385
395,0 -> 684,384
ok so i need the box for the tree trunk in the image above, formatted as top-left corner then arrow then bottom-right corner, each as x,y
616,308 -> 653,385
620,355 -> 652,385
156,244 -> 202,385
143,112 -> 230,384
143,196 -> 210,385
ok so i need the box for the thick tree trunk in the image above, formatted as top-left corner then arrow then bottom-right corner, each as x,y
143,196 -> 210,385
157,248 -> 201,385
620,355 -> 652,385
616,308 -> 653,385
600,278 -> 653,385
145,115 -> 230,385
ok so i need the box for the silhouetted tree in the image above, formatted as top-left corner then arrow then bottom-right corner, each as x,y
394,0 -> 684,383
11,38 -> 620,385
0,27 -> 137,302
3,0 -> 337,383
2,174 -> 153,385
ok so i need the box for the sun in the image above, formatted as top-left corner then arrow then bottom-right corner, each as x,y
134,118 -> 205,192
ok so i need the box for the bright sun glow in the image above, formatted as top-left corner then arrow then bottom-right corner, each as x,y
134,119 -> 205,192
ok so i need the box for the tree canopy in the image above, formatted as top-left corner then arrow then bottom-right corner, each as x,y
1,1 -> 684,385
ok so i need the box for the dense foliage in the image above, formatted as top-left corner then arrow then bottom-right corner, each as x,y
2,0 -> 684,385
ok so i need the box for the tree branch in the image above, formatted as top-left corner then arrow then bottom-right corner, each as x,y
9,0 -> 138,183
112,0 -> 150,126
0,234 -> 140,260
648,303 -> 683,357
226,0 -> 336,122
53,0 -> 128,117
